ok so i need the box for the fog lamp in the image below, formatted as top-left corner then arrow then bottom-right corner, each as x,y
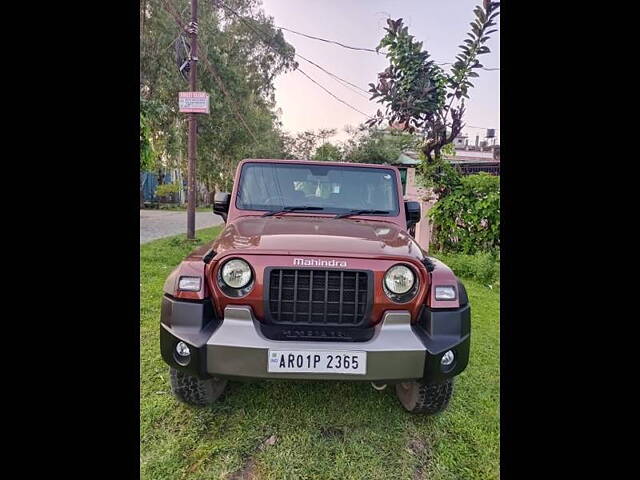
176,341 -> 191,357
441,350 -> 455,366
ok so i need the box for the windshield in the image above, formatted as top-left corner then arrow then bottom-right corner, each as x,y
236,163 -> 400,215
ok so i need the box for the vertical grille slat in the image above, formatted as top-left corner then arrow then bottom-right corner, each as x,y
323,271 -> 329,323
354,272 -> 359,317
276,270 -> 283,322
268,268 -> 369,326
292,270 -> 299,321
338,271 -> 344,324
308,270 -> 313,323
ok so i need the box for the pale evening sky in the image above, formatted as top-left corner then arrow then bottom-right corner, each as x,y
260,0 -> 500,144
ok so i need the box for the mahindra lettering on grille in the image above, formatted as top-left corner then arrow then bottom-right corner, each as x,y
293,258 -> 347,267
267,268 -> 369,326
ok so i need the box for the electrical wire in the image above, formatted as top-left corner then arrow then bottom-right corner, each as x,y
215,1 -> 374,116
277,26 -> 379,53
216,1 -> 371,95
295,53 -> 370,95
276,24 -> 500,71
296,68 -> 373,118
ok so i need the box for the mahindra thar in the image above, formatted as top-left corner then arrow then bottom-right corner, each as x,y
160,159 -> 470,414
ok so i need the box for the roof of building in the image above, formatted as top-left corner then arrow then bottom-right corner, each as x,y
394,151 -> 421,166
447,151 -> 497,163
394,147 -> 500,166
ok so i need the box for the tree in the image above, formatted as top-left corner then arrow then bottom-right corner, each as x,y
317,128 -> 337,146
280,130 -> 321,160
140,0 -> 297,200
313,142 -> 342,162
140,105 -> 157,207
342,126 -> 417,164
366,1 -> 500,166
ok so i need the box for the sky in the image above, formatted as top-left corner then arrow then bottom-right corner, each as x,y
260,0 -> 500,144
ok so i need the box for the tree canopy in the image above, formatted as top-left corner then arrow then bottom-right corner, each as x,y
140,0 -> 297,192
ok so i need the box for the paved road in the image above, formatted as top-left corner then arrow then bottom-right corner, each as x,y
140,210 -> 224,244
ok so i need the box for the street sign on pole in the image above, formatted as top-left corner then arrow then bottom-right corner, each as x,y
179,91 -> 210,114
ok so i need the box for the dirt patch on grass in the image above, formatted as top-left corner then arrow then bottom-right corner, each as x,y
227,458 -> 260,480
226,435 -> 278,480
319,426 -> 345,440
408,436 -> 432,480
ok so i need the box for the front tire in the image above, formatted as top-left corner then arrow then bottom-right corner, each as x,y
395,378 -> 453,414
169,367 -> 227,407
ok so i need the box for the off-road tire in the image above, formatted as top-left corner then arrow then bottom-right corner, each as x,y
395,378 -> 454,414
169,367 -> 227,407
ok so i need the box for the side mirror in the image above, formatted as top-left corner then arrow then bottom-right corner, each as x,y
213,192 -> 231,222
405,201 -> 421,230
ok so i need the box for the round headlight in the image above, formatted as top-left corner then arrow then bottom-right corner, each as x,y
221,259 -> 252,288
384,264 -> 415,294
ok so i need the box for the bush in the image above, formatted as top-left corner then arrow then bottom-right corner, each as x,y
419,155 -> 462,200
155,183 -> 181,198
433,251 -> 500,287
429,172 -> 499,254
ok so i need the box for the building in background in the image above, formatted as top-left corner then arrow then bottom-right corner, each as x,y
445,147 -> 500,175
453,134 -> 468,148
140,169 -> 212,208
140,169 -> 185,206
395,142 -> 501,178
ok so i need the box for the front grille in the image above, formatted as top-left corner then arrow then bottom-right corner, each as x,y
266,269 -> 370,326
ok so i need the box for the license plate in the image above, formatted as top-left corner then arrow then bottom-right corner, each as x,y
267,350 -> 367,375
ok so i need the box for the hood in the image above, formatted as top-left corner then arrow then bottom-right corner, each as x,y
212,215 -> 425,260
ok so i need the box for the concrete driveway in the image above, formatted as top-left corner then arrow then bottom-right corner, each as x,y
140,210 -> 224,244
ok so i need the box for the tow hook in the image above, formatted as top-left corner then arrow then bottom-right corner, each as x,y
371,381 -> 387,391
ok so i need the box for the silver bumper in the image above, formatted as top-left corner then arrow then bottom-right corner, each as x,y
205,306 -> 427,381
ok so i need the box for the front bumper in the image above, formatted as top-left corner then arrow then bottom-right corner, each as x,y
160,296 -> 470,382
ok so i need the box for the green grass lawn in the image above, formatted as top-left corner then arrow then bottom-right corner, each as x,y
140,227 -> 500,480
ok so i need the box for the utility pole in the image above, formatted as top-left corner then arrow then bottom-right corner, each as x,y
186,0 -> 198,239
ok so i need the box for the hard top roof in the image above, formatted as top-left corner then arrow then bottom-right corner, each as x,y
238,158 -> 399,170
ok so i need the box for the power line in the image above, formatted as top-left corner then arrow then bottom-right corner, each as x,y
216,1 -> 371,97
296,68 -> 373,118
215,1 -> 373,116
276,25 -> 499,71
277,26 -> 379,53
295,53 -> 370,97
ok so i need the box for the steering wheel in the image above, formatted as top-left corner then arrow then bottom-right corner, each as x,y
263,195 -> 287,206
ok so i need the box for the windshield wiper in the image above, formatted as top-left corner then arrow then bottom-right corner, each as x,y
262,206 -> 324,217
334,209 -> 390,219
